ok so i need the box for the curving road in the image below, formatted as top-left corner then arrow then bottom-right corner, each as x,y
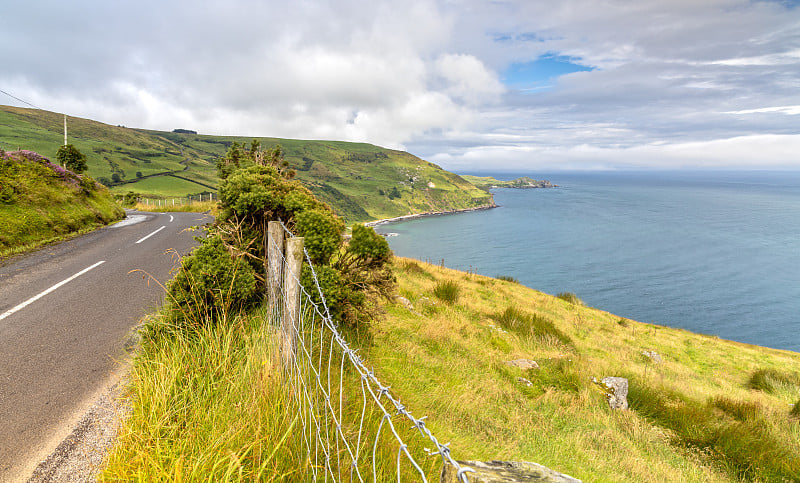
0,210 -> 212,481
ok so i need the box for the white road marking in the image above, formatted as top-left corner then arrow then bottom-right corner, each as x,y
169,215 -> 174,223
0,261 -> 106,321
135,226 -> 165,244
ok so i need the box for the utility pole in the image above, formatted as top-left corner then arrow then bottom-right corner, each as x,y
63,114 -> 67,146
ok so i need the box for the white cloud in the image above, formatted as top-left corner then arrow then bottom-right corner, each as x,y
434,54 -> 506,104
726,105 -> 800,115
431,134 -> 800,172
1,0 -> 799,170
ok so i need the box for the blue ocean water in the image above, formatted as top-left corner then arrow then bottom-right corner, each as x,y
376,171 -> 800,353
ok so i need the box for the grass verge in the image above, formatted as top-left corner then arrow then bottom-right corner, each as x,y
132,200 -> 218,214
102,310 -> 310,481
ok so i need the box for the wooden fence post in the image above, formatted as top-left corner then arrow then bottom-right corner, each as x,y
282,236 -> 304,368
266,221 -> 285,315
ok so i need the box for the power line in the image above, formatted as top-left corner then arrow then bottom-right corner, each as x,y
0,88 -> 43,110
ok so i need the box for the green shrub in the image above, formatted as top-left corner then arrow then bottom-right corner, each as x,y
301,264 -> 360,322
556,292 -> 583,305
495,275 -> 519,283
166,235 -> 258,326
345,224 -> 391,268
791,401 -> 800,418
56,144 -> 88,174
211,153 -> 392,331
433,280 -> 460,304
295,208 -> 344,265
493,306 -> 572,346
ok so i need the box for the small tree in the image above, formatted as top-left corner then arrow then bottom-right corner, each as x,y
56,144 -> 88,174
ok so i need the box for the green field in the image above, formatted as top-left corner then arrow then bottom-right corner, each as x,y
110,175 -> 212,198
1,105 -> 492,222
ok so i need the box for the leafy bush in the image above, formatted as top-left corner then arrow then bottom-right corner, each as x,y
301,264 -> 365,327
56,144 -> 88,173
211,148 -> 393,330
433,280 -> 460,304
493,306 -> 572,346
328,224 -> 395,325
342,224 -> 391,268
115,191 -> 138,207
556,292 -> 583,305
295,208 -> 344,265
166,235 -> 258,326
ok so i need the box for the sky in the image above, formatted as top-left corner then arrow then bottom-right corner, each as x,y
1,0 -> 799,172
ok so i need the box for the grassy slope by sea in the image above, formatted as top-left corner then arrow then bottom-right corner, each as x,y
0,150 -> 124,258
104,257 -> 800,482
0,105 -> 492,223
373,259 -> 800,481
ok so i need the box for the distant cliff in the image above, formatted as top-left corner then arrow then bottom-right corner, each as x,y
462,174 -> 557,191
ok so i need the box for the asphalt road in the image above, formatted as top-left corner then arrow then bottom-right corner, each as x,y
0,210 -> 212,481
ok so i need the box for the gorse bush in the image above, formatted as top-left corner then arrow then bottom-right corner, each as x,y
295,209 -> 344,265
433,280 -> 460,304
167,142 -> 394,330
166,235 -> 258,325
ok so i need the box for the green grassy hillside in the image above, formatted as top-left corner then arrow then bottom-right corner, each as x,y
0,105 -> 492,223
0,149 -> 124,257
103,257 -> 800,481
378,259 -> 800,481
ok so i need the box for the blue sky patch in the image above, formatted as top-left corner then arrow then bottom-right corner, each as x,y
502,54 -> 593,91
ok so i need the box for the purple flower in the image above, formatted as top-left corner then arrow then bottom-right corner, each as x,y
8,150 -> 51,163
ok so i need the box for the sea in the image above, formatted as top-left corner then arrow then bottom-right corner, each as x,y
374,170 -> 800,353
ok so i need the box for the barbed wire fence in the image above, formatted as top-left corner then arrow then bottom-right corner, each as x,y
265,221 -> 473,482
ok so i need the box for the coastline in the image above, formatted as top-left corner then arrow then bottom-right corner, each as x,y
364,203 -> 497,227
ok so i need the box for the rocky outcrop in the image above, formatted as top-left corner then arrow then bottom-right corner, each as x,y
504,359 -> 539,370
598,377 -> 629,410
642,350 -> 662,363
441,460 -> 581,483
